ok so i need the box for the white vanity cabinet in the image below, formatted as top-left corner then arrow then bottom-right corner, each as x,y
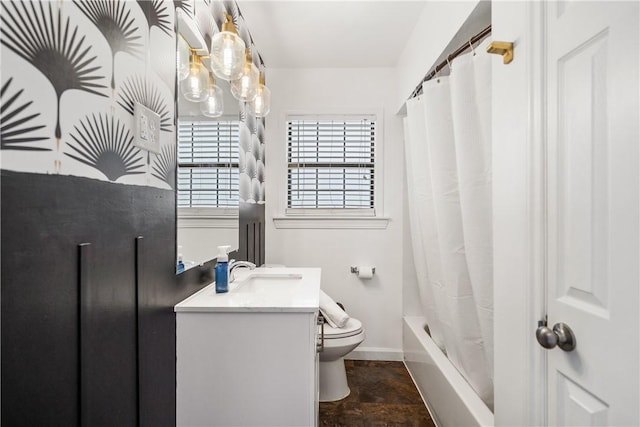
175,268 -> 321,427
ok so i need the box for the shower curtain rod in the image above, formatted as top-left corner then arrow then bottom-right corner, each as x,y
409,25 -> 492,99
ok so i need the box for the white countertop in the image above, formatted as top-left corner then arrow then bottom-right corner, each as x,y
174,267 -> 321,313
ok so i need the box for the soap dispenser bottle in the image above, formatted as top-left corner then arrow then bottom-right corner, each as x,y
176,253 -> 185,273
214,245 -> 231,293
176,245 -> 185,273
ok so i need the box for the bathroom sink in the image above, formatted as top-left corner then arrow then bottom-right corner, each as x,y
234,273 -> 303,293
175,267 -> 320,312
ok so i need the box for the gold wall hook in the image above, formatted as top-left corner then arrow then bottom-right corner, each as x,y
487,41 -> 514,64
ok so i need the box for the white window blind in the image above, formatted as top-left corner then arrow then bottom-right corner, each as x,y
287,116 -> 375,210
177,119 -> 239,208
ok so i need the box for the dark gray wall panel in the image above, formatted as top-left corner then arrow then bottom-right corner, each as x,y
239,202 -> 265,266
0,170 -> 207,426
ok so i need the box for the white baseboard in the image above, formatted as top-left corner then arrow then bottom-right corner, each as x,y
345,347 -> 403,361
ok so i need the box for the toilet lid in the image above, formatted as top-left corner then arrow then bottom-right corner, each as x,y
323,317 -> 363,339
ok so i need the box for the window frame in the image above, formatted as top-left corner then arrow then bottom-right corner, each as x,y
276,109 -> 387,228
176,117 -> 240,219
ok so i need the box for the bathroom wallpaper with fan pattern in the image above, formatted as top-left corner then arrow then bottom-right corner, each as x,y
0,1 -> 266,424
1,0 -> 266,203
0,0 -> 174,184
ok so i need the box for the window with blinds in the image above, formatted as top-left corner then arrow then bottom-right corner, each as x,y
177,119 -> 239,208
287,116 -> 375,211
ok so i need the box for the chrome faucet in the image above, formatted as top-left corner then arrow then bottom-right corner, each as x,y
229,260 -> 256,282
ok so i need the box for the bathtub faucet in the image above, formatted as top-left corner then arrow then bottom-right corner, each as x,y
229,260 -> 256,282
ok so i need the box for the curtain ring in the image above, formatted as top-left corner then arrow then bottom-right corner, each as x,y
469,39 -> 476,56
446,57 -> 452,72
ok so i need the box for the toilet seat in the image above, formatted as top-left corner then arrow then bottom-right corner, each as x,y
323,317 -> 363,339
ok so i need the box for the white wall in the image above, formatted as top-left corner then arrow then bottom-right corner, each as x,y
395,1 -> 480,112
492,2 -> 543,425
261,0 -> 487,360
264,67 -> 406,359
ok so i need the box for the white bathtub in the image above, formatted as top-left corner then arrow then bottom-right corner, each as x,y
403,316 -> 494,427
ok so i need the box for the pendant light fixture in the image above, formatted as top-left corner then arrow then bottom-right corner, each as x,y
210,12 -> 246,81
180,50 -> 209,102
230,48 -> 259,102
248,71 -> 271,117
200,73 -> 224,118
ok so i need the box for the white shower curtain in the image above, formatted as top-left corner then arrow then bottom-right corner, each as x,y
404,39 -> 493,408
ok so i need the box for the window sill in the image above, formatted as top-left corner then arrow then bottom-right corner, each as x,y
178,216 -> 238,229
272,216 -> 390,229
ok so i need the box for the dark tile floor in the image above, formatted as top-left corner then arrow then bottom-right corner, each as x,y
319,360 -> 436,427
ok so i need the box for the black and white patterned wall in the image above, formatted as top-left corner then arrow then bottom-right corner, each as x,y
1,0 -> 266,200
239,101 -> 266,203
1,0 -> 174,186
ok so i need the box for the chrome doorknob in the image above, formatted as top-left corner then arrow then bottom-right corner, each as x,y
536,320 -> 576,352
536,323 -> 558,349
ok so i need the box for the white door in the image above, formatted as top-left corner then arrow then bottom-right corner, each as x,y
492,1 -> 639,425
544,1 -> 639,425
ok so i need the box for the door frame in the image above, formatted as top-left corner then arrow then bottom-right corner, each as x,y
493,1 -> 547,425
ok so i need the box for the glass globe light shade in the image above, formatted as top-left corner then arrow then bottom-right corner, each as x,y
176,35 -> 190,81
230,49 -> 259,102
200,78 -> 224,118
210,13 -> 246,81
180,53 -> 209,102
249,75 -> 271,117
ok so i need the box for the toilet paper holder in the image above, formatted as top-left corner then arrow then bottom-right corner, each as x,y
350,266 -> 375,275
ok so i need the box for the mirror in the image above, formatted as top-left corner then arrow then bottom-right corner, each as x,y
176,9 -> 240,272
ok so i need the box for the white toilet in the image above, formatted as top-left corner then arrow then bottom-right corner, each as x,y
318,317 -> 365,402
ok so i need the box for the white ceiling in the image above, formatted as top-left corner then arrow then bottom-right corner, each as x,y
237,1 -> 427,68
